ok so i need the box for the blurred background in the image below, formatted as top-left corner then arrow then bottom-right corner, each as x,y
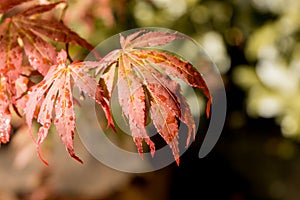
2,0 -> 300,199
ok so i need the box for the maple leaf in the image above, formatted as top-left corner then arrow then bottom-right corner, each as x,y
0,1 -> 95,146
0,72 -> 30,145
0,76 -> 12,144
0,0 -> 32,13
24,49 -> 104,165
0,1 -> 94,80
96,30 -> 212,165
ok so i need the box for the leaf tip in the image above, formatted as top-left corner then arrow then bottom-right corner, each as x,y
107,119 -> 117,133
36,147 -> 49,166
175,157 -> 180,166
67,149 -> 84,164
74,156 -> 84,164
145,138 -> 155,157
206,97 -> 212,118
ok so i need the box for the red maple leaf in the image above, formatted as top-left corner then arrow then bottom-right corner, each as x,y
0,77 -> 12,143
24,49 -> 106,165
96,30 -> 212,165
0,0 -> 32,13
0,1 -> 94,79
0,1 -> 94,145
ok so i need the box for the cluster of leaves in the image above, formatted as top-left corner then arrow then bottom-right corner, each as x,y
0,0 -> 211,165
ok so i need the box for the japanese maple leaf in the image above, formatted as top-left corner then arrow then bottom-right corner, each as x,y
96,30 -> 212,165
0,1 -> 94,81
24,49 -> 109,165
0,76 -> 12,144
0,75 -> 30,144
0,0 -> 32,13
0,1 -> 95,146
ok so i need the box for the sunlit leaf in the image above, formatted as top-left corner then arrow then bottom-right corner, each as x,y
24,50 -> 102,165
97,30 -> 212,165
0,1 -> 94,78
0,77 -> 12,144
0,0 -> 32,13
